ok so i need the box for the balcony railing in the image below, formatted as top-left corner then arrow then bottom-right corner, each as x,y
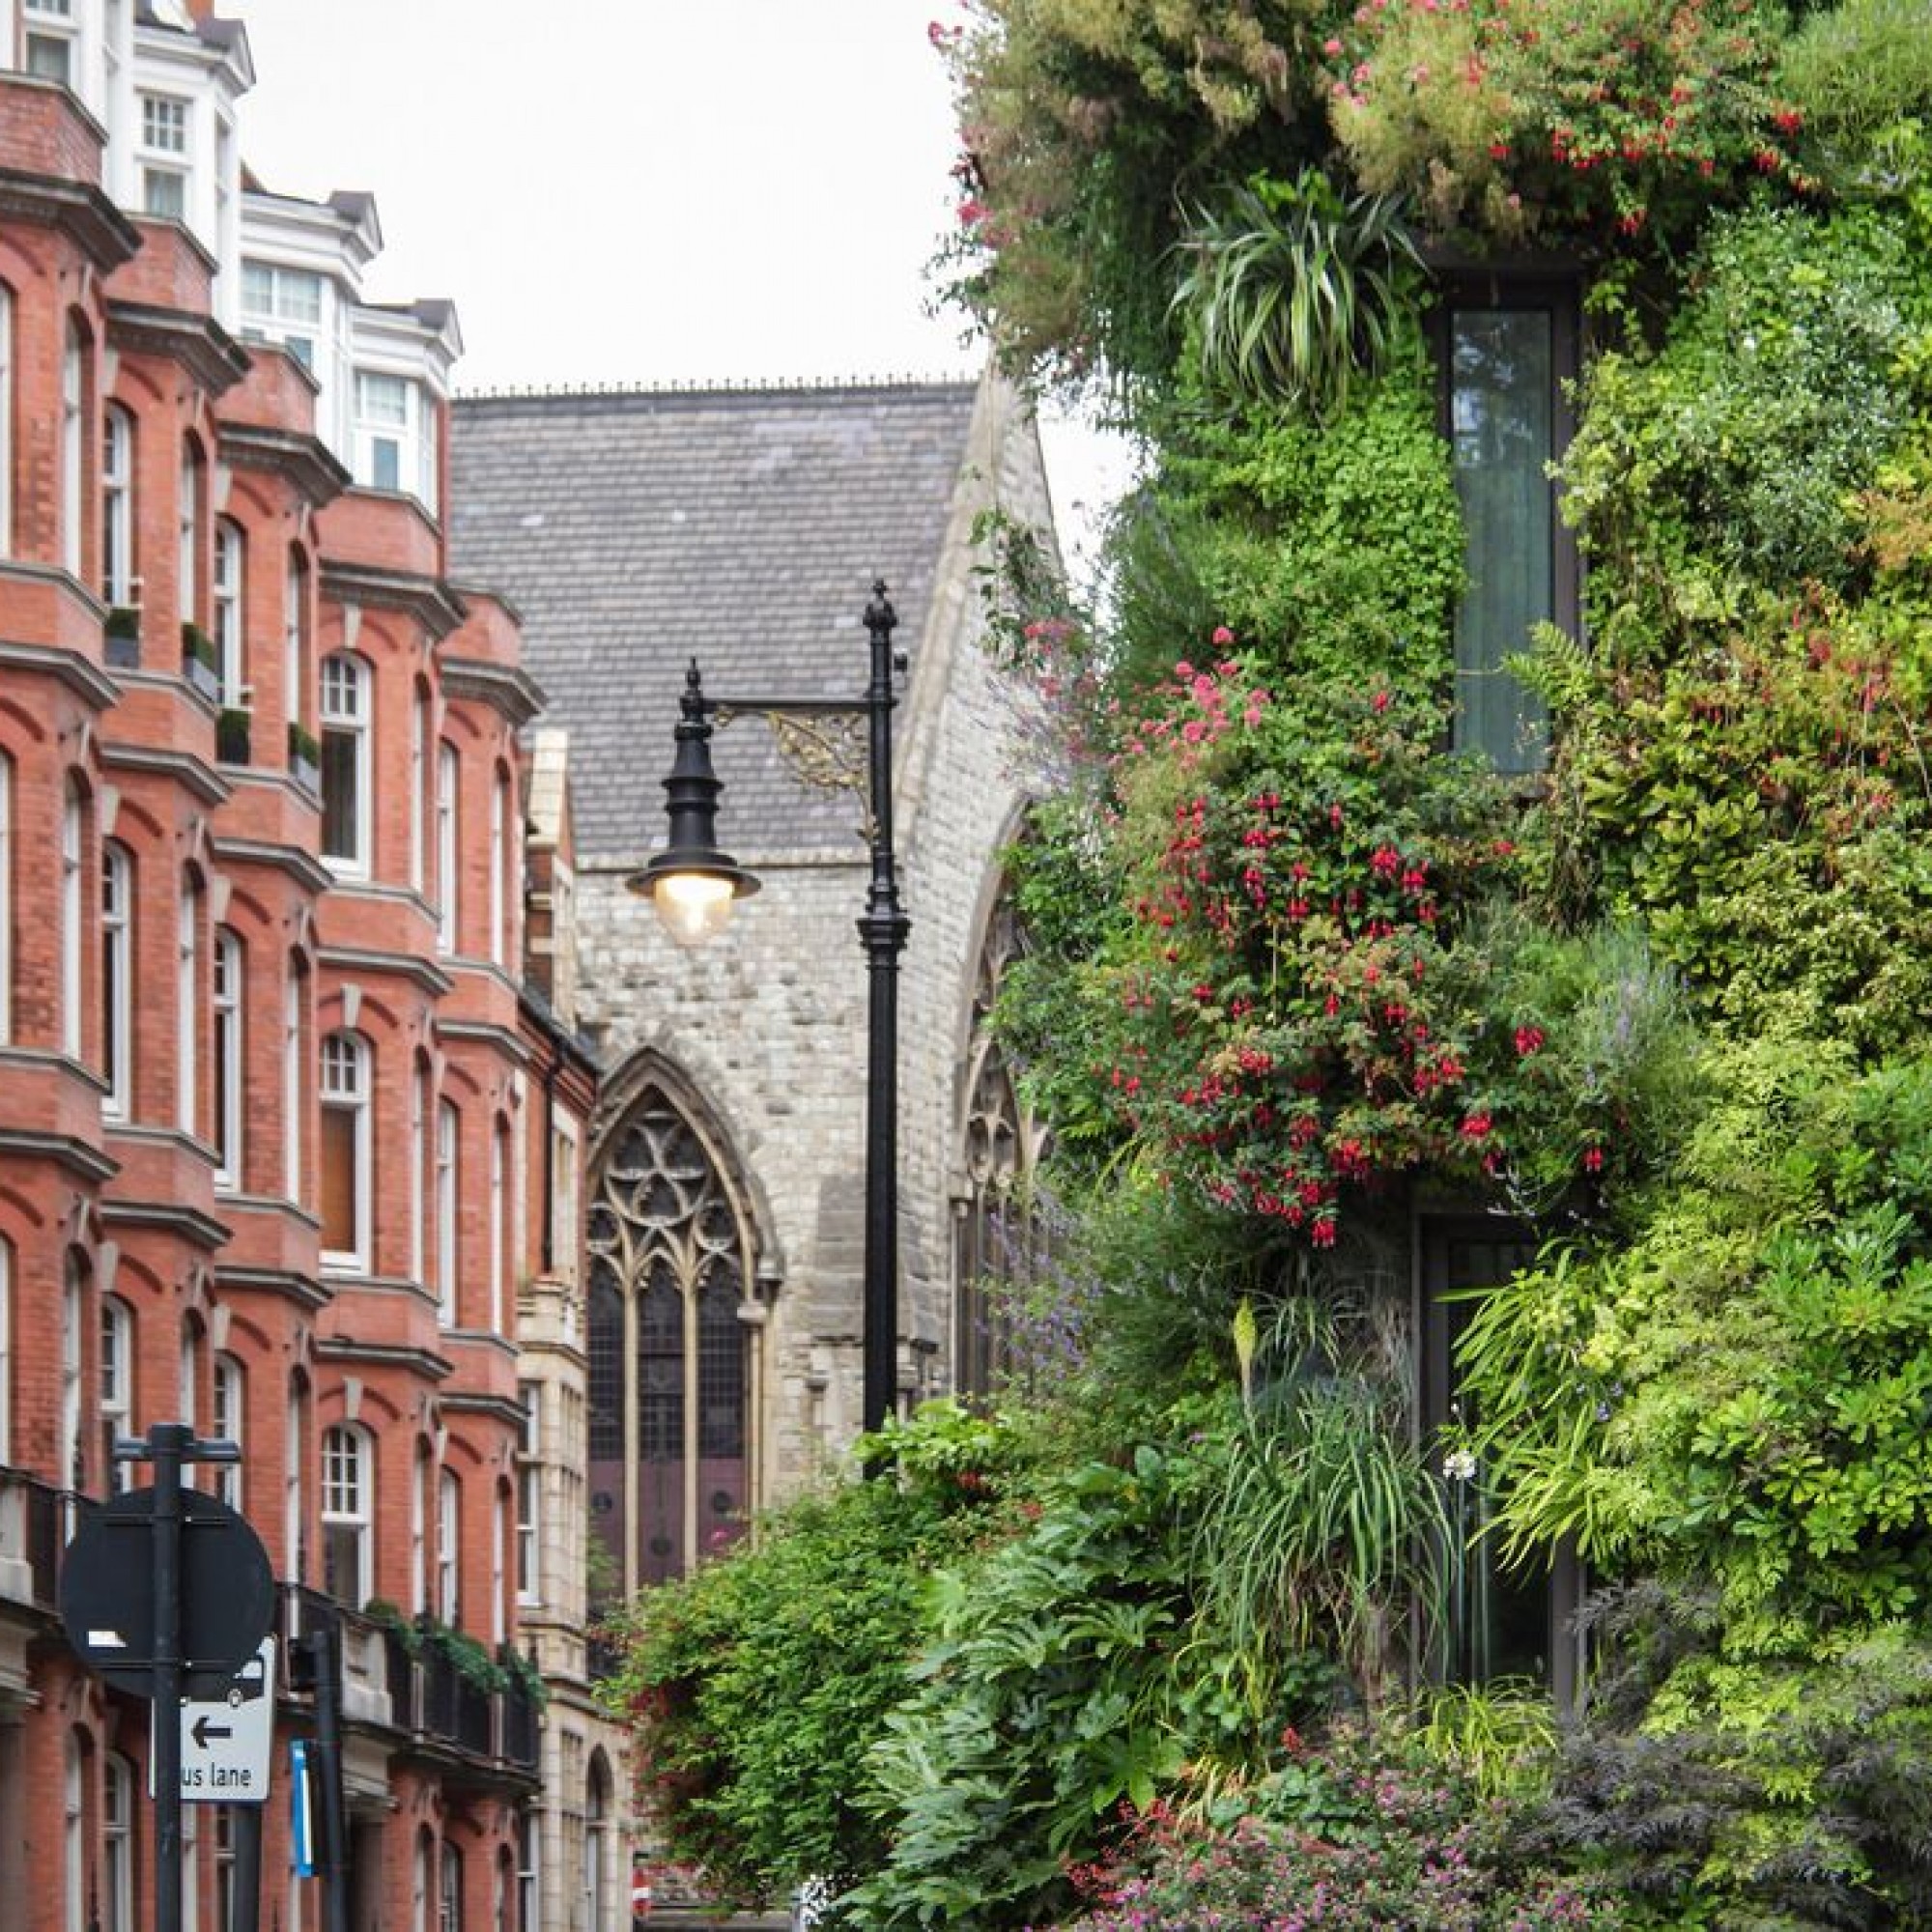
308,1600 -> 542,1775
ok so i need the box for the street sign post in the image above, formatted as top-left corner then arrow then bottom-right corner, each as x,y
59,1483 -> 274,1696
176,1636 -> 276,1804
56,1423 -> 256,1932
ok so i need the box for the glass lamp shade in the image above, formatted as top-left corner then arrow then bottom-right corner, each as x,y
651,868 -> 740,946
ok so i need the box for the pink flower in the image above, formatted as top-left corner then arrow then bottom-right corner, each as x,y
1210,625 -> 1235,646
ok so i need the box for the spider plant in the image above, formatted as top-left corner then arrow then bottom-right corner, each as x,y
1193,1296 -> 1449,1711
1169,169 -> 1423,419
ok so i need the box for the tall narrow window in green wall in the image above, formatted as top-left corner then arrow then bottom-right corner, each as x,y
1440,284 -> 1577,773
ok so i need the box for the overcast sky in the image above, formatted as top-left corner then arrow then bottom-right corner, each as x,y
234,0 -> 1133,572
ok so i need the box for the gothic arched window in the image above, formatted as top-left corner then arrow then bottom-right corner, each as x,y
953,884 -> 1051,1400
586,1083 -> 753,1597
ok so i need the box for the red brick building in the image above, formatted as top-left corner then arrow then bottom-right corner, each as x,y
0,5 -> 614,1927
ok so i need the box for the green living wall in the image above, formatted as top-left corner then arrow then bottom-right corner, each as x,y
605,4 -> 1932,1925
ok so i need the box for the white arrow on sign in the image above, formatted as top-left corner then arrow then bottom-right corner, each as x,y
177,1635 -> 276,1805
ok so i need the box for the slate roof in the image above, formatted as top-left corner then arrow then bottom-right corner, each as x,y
447,381 -> 983,864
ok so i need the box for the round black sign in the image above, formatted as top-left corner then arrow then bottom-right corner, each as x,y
58,1487 -> 276,1700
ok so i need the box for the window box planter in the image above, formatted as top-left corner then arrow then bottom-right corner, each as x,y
288,721 -> 322,795
181,622 -> 221,702
103,606 -> 141,669
215,707 -> 252,765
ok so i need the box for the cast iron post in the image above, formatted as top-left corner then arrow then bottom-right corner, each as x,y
860,581 -> 909,1438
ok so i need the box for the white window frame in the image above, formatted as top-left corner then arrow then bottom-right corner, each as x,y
178,873 -> 200,1136
489,1120 -> 507,1333
489,769 -> 510,967
437,1465 -> 460,1626
516,1381 -> 540,1607
240,261 -> 324,372
354,369 -> 433,504
213,929 -> 242,1187
552,1112 -> 581,1288
100,1294 -> 132,1493
319,653 -> 371,875
410,686 -> 429,895
491,1483 -> 507,1645
178,439 -> 201,625
138,89 -> 190,222
101,402 -> 132,606
0,753 -> 12,1044
213,1352 -> 244,1512
23,0 -> 75,89
61,782 -> 83,1061
0,1242 -> 12,1466
101,841 -> 131,1118
213,518 -> 244,707
285,548 -> 309,730
61,1258 -> 84,1494
0,286 -> 12,558
436,741 -> 458,952
102,1751 -> 134,1932
283,962 -> 304,1202
285,1378 -> 307,1588
410,1058 -> 427,1288
321,1423 -> 372,1606
437,1097 -> 459,1323
319,1030 -> 371,1270
178,1321 -> 198,1434
411,1440 -> 430,1615
62,318 -> 83,578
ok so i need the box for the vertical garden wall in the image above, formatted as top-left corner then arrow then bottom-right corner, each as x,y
606,5 -> 1932,1923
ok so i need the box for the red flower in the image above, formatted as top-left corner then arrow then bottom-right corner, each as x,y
1582,1145 -> 1605,1174
1513,1024 -> 1545,1056
1310,1216 -> 1338,1248
1461,1111 -> 1492,1140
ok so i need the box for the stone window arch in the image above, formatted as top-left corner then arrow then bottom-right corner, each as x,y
586,1077 -> 757,1597
952,877 -> 1050,1400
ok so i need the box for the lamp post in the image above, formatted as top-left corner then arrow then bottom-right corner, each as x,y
630,582 -> 909,1438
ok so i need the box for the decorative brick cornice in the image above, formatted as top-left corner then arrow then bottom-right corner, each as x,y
0,633 -> 120,709
209,835 -> 334,895
105,298 -> 251,394
320,560 -> 466,642
99,1196 -> 231,1251
98,737 -> 230,806
314,944 -> 455,998
209,1264 -> 332,1314
314,1336 -> 454,1381
0,1125 -> 119,1184
438,655 -> 546,727
216,421 -> 352,509
0,164 -> 138,270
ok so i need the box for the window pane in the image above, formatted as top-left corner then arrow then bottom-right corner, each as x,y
1451,309 -> 1552,773
321,726 -> 360,861
320,1101 -> 358,1253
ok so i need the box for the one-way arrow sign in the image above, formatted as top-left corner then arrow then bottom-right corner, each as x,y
170,1636 -> 276,1805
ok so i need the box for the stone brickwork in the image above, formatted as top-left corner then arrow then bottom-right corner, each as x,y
455,371 -> 1058,1512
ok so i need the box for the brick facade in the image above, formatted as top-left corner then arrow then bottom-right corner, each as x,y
0,10 -> 623,1930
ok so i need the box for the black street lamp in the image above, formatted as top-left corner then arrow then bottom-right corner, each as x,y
630,582 -> 909,1437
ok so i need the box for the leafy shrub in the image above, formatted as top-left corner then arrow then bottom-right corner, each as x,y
1327,0 -> 1803,244
1507,1587 -> 1932,1927
1558,204 -> 1922,649
1053,1729 -> 1621,1930
1459,1046 -> 1932,1651
601,1402 -> 1030,1903
1529,597 -> 1932,1060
